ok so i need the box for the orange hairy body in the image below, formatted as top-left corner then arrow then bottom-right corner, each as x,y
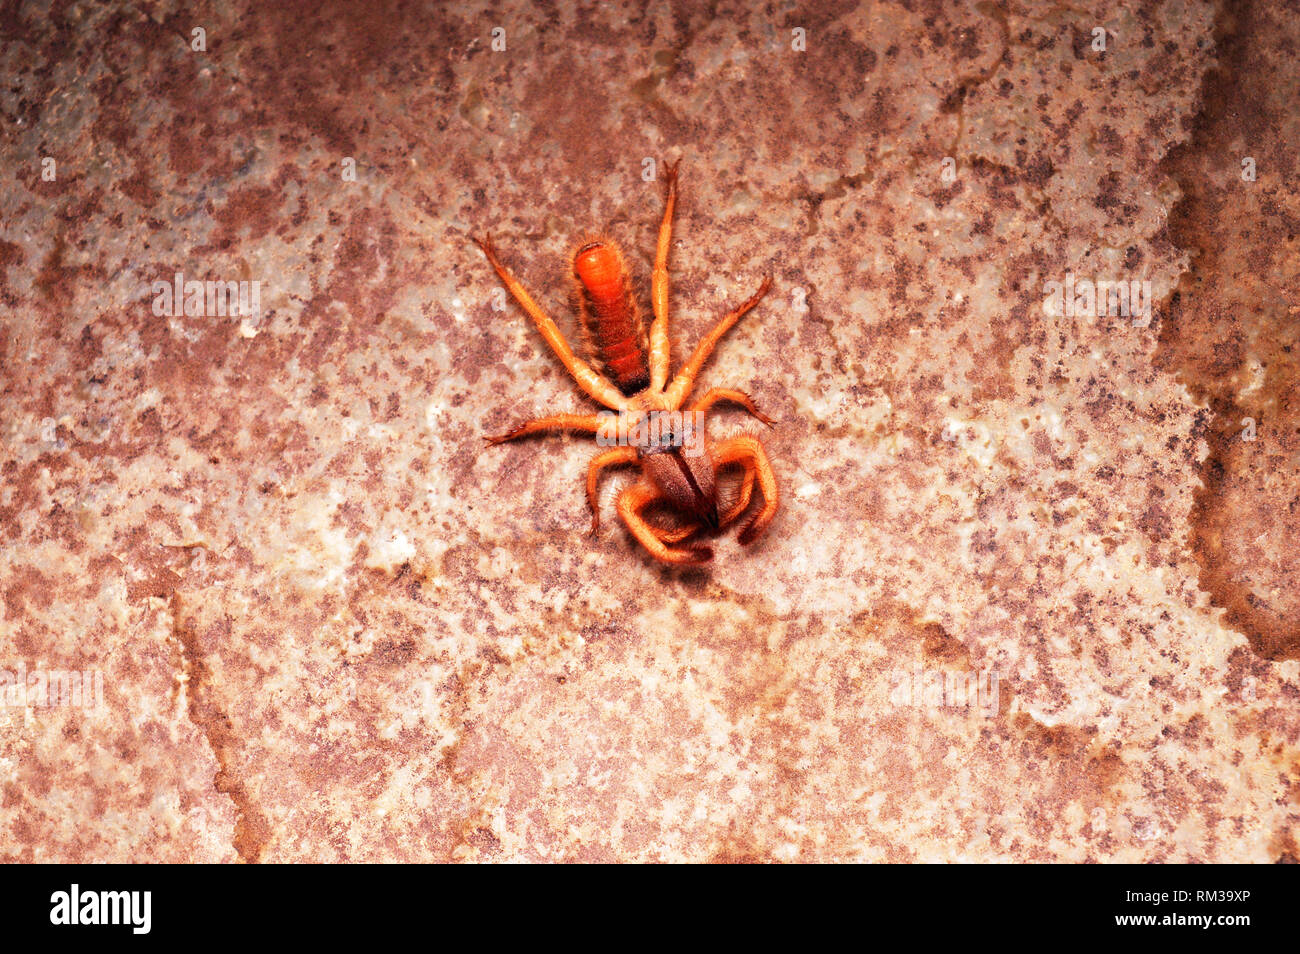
572,241 -> 650,395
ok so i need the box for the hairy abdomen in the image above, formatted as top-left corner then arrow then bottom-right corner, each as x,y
572,241 -> 650,395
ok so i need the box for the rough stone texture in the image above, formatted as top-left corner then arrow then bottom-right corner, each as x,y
1,0 -> 1297,862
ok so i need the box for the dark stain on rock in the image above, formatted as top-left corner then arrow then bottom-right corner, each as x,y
3,565 -> 56,615
195,170 -> 298,253
919,621 -> 971,667
171,594 -> 271,863
0,239 -> 23,305
1156,0 -> 1300,660
1010,714 -> 1125,806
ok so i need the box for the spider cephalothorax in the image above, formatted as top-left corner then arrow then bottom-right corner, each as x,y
473,160 -> 779,565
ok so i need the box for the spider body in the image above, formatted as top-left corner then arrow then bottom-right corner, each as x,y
473,160 -> 779,565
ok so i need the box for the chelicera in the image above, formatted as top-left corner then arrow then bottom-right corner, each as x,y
473,160 -> 779,565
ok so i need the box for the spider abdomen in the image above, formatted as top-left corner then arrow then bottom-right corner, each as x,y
572,241 -> 650,395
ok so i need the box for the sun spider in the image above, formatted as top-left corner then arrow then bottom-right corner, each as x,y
472,160 -> 778,565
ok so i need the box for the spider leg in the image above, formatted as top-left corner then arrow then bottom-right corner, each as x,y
718,460 -> 756,527
617,483 -> 713,564
585,446 -> 639,534
652,522 -> 700,544
637,493 -> 703,544
649,159 -> 680,392
688,387 -> 776,426
664,275 -> 772,410
711,435 -> 778,544
485,413 -> 605,445
473,235 -> 629,411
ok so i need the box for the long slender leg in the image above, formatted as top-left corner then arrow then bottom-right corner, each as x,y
649,160 -> 679,392
485,413 -> 604,445
617,483 -> 713,564
585,446 -> 639,533
664,276 -> 772,410
712,436 -> 778,544
688,387 -> 776,426
473,235 -> 628,410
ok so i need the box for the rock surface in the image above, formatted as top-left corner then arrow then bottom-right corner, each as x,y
0,0 -> 1296,861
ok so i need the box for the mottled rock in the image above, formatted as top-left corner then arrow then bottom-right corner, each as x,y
0,0 -> 1296,862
